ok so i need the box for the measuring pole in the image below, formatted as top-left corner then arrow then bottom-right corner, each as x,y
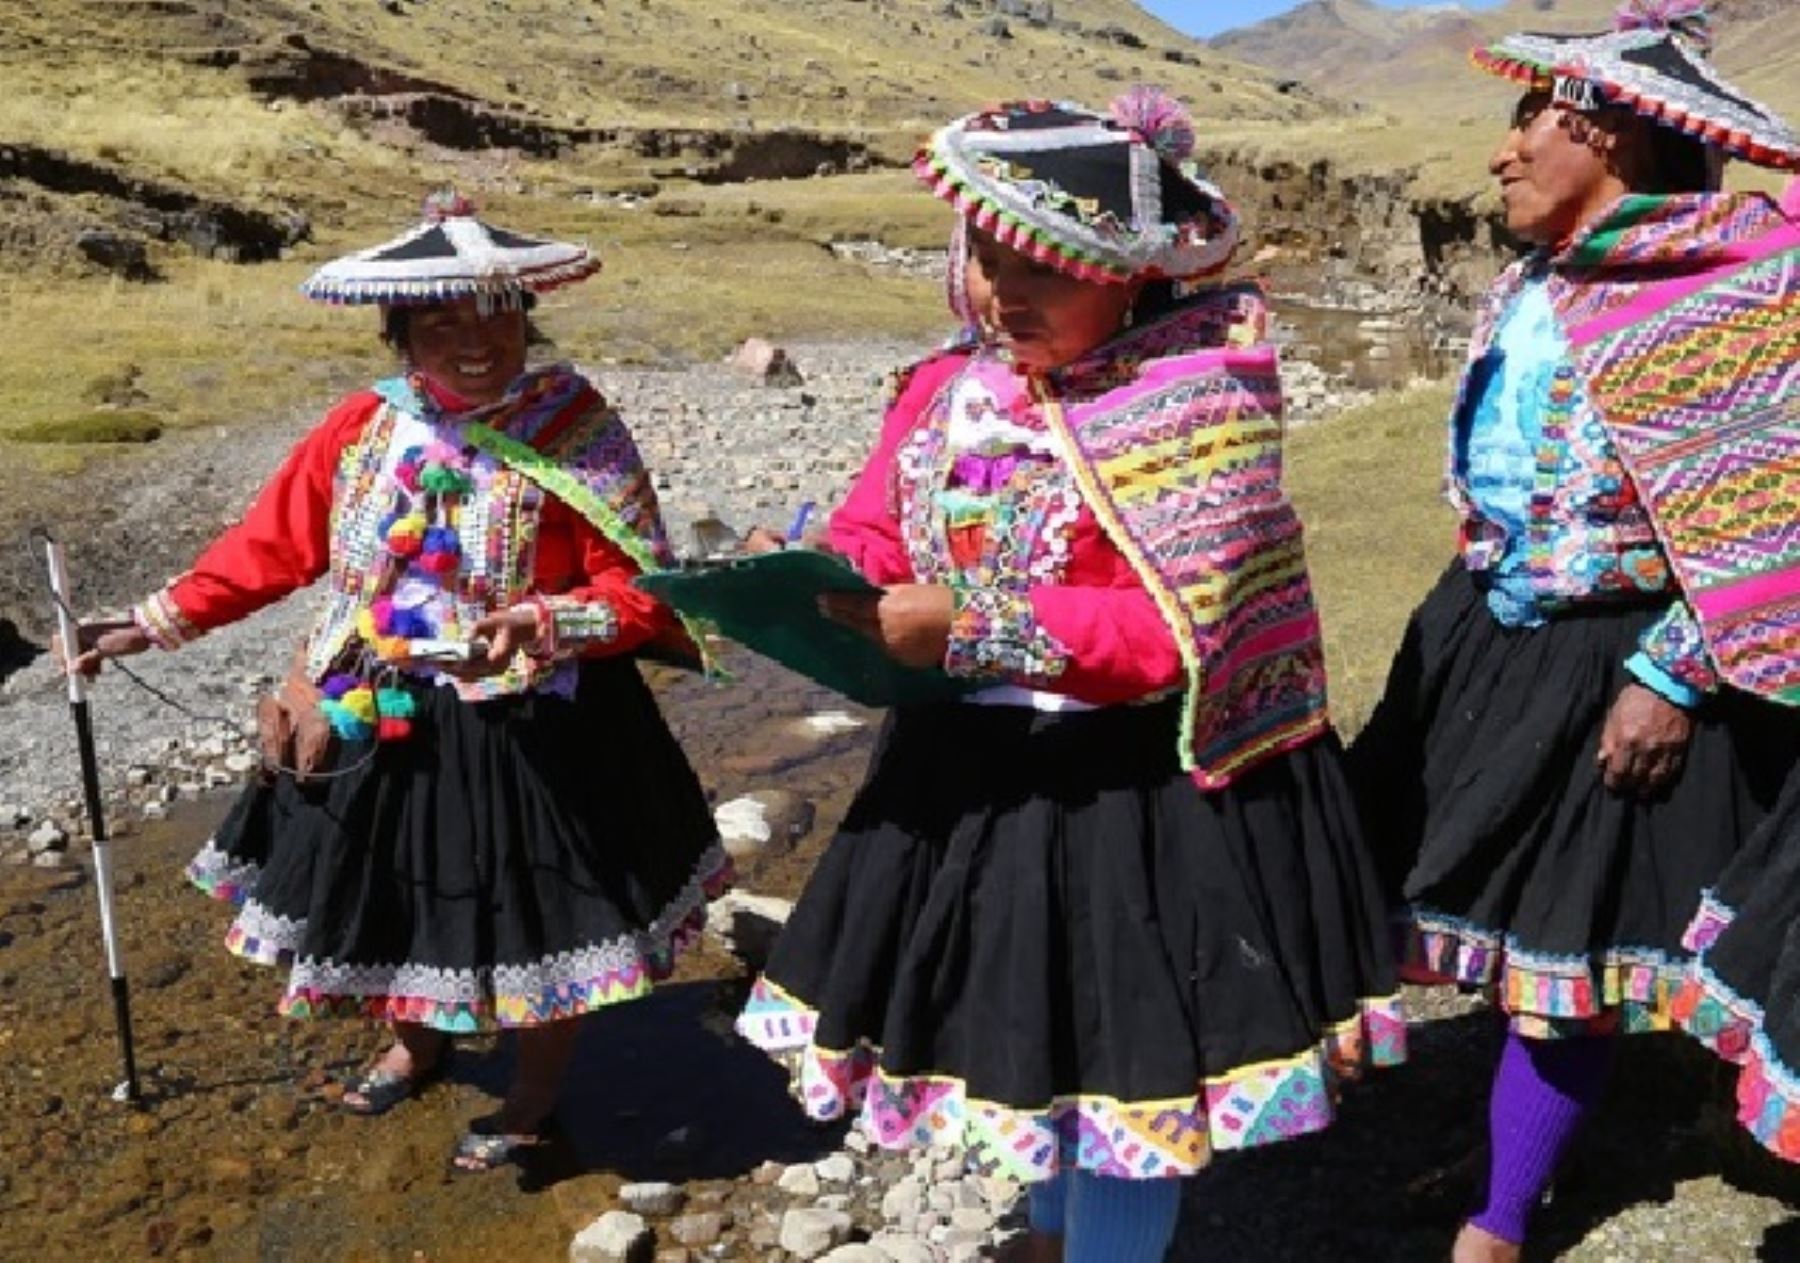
39,530 -> 141,1104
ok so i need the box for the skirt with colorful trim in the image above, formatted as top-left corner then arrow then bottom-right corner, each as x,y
184,656 -> 726,1033
1350,563 -> 1799,1040
1673,767 -> 1800,1162
736,696 -> 1406,1183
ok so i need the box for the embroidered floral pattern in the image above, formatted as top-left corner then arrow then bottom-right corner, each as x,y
738,976 -> 1407,1181
186,839 -> 262,906
1639,602 -> 1722,693
1674,954 -> 1800,1162
945,586 -> 1071,685
250,847 -> 730,1032
1402,907 -> 1688,1038
225,898 -> 306,968
1447,263 -> 1677,616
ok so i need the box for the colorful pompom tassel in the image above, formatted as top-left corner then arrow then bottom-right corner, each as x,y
376,687 -> 417,719
420,464 -> 473,496
317,679 -> 418,743
417,526 -> 462,574
385,512 -> 428,559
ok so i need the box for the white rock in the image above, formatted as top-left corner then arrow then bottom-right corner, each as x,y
27,821 -> 68,853
223,752 -> 258,775
704,891 -> 794,969
820,1246 -> 889,1263
713,790 -> 815,862
569,1209 -> 650,1262
0,803 -> 26,828
815,1153 -> 857,1184
950,1205 -> 996,1234
778,1207 -> 853,1259
777,1162 -> 821,1197
802,710 -> 865,737
713,795 -> 772,853
617,1180 -> 685,1216
979,1180 -> 1022,1209
880,1178 -> 925,1222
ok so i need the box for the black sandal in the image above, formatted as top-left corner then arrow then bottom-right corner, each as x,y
339,1054 -> 446,1117
449,1120 -> 554,1174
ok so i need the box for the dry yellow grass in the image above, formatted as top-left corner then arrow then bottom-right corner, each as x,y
1287,382 -> 1457,732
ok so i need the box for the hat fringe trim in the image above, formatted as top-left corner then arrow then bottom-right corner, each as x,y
1594,78 -> 1800,170
1473,43 -> 1800,171
1471,46 -> 1552,88
301,254 -> 602,307
912,151 -> 1135,286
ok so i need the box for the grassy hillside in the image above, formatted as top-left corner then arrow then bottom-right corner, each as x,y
1287,381 -> 1454,731
0,0 -> 1355,471
1,0 -> 1329,241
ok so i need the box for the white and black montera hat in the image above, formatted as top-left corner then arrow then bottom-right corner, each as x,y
300,191 -> 601,307
1473,0 -> 1800,171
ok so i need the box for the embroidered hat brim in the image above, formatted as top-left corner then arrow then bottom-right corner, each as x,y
301,214 -> 601,306
1472,29 -> 1800,170
915,100 -> 1240,286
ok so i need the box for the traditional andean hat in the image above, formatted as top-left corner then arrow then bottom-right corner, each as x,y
1473,0 -> 1800,170
300,191 -> 601,307
916,88 -> 1241,285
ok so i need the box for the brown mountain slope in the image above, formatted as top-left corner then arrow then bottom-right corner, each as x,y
1212,0 -> 1796,128
1211,0 -> 1488,104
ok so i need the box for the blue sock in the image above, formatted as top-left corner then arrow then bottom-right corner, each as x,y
1066,1171 -> 1182,1263
1027,1171 -> 1068,1235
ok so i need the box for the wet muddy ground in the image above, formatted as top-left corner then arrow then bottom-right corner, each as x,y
3,652 -> 1798,1262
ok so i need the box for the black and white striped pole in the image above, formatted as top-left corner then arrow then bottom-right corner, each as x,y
39,529 -> 141,1105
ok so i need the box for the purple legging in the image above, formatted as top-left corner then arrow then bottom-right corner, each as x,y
1469,1029 -> 1615,1245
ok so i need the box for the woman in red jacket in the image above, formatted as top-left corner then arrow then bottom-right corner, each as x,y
64,193 -> 724,1173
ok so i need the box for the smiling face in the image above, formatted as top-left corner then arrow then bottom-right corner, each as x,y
401,297 -> 529,404
969,230 -> 1142,372
1490,89 -> 1640,246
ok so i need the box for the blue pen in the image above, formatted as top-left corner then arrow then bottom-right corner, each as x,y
785,500 -> 817,544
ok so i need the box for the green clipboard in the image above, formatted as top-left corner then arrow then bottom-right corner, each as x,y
634,551 -> 975,708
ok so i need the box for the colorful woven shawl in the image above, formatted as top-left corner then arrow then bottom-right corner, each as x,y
1038,285 -> 1331,788
1555,184 -> 1800,701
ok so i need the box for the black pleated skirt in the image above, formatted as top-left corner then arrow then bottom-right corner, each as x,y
1351,563 -> 1798,1038
1675,766 -> 1800,1162
186,657 -> 725,1032
737,696 -> 1405,1183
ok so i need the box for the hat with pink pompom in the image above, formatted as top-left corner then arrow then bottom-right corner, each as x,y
915,88 -> 1241,285
1472,1 -> 1798,170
